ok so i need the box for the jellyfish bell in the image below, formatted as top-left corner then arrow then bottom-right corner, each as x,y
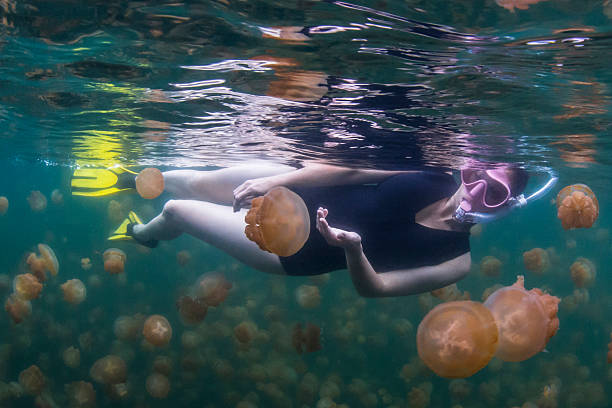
50,189 -> 64,205
19,365 -> 46,395
480,256 -> 502,277
522,248 -> 550,274
113,315 -> 142,341
143,315 -> 172,347
65,381 -> 96,407
63,346 -> 81,368
244,186 -> 310,257
5,293 -> 32,323
295,284 -> 321,309
417,301 -> 498,378
27,190 -> 47,212
146,372 -> 170,399
103,248 -> 126,274
176,295 -> 208,325
13,273 -> 43,300
195,274 -> 232,306
81,257 -> 92,271
90,355 -> 127,385
135,168 -> 164,199
484,276 -> 560,362
292,323 -> 322,354
61,279 -> 87,305
556,184 -> 599,230
234,321 -> 257,344
38,244 -> 59,277
0,196 -> 8,215
570,257 -> 596,288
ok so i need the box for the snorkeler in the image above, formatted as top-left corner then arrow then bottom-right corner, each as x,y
72,163 -> 556,297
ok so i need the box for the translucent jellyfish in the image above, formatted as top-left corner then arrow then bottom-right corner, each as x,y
38,243 -> 59,276
27,253 -> 48,283
61,279 -> 87,305
135,168 -> 164,199
19,365 -> 46,395
106,382 -> 129,401
244,186 -> 310,256
195,274 -> 232,306
484,276 -> 560,362
27,190 -> 47,212
431,283 -> 469,302
522,248 -> 550,274
80,257 -> 92,271
65,381 -> 96,408
176,250 -> 191,267
480,256 -> 502,277
295,284 -> 321,309
113,315 -> 143,341
5,293 -> 32,323
90,355 -> 127,385
103,248 -> 126,274
0,196 -> 8,215
50,189 -> 64,205
234,321 -> 258,344
62,346 -> 81,368
143,315 -> 172,347
146,373 -> 170,399
153,355 -> 173,376
292,323 -> 322,354
556,184 -> 599,230
176,295 -> 208,325
570,257 -> 596,288
107,200 -> 124,224
13,273 -> 43,300
416,301 -> 498,378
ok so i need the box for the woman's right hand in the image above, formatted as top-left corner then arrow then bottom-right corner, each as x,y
232,177 -> 276,212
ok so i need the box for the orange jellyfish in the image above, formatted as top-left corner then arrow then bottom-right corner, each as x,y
295,284 -> 321,309
234,321 -> 257,344
416,301 -> 498,378
63,346 -> 81,368
136,168 -> 164,199
431,283 -> 470,302
103,248 -> 126,274
556,184 -> 599,230
5,293 -> 32,323
81,257 -> 92,271
146,373 -> 170,399
61,279 -> 87,305
195,274 -> 232,306
90,355 -> 127,385
0,196 -> 8,215
19,365 -> 46,395
13,273 -> 43,300
143,315 -> 172,347
176,295 -> 208,325
570,257 -> 596,288
65,381 -> 96,407
522,248 -> 550,274
38,243 -> 59,277
484,276 -> 560,362
27,190 -> 47,212
26,253 -> 48,282
244,186 -> 310,256
292,323 -> 322,354
480,256 -> 502,277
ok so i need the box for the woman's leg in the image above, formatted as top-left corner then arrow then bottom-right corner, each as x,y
133,199 -> 285,275
163,162 -> 295,204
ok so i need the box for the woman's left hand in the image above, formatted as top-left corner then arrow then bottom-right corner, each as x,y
316,207 -> 362,252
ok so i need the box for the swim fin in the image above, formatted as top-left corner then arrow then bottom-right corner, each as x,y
71,166 -> 137,197
108,211 -> 158,248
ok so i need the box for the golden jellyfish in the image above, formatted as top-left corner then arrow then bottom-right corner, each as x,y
416,301 -> 498,378
5,293 -> 32,323
136,168 -> 164,199
107,200 -> 124,224
80,257 -> 92,271
570,257 -> 596,288
480,256 -> 502,277
26,253 -> 48,283
62,346 -> 81,368
61,279 -> 87,305
295,284 -> 321,309
176,295 -> 207,325
195,273 -> 232,306
90,355 -> 127,385
27,190 -> 47,212
143,315 -> 172,347
176,250 -> 191,266
50,189 -> 64,205
234,321 -> 257,344
484,276 -> 560,362
113,315 -> 142,341
556,184 -> 599,230
152,356 -> 173,376
292,323 -> 322,354
146,373 -> 170,399
13,273 -> 43,300
19,365 -> 46,395
431,283 -> 470,302
522,248 -> 550,274
65,381 -> 96,408
0,196 -> 8,215
103,248 -> 126,274
244,186 -> 310,256
38,243 -> 59,277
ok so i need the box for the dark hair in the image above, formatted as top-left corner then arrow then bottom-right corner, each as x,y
507,167 -> 529,196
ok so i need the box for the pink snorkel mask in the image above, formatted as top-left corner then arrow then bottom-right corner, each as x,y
459,168 -> 512,213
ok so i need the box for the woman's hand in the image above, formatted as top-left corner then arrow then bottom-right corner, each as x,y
316,207 -> 362,252
232,177 -> 276,212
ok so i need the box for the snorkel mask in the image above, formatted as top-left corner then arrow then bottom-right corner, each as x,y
454,167 -> 558,224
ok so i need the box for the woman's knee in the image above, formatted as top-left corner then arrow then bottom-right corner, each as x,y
162,199 -> 183,219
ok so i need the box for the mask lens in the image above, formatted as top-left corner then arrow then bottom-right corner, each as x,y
484,179 -> 510,206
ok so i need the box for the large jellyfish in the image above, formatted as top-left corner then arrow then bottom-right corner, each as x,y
27,190 -> 47,212
556,184 -> 599,230
143,315 -> 172,347
522,248 -> 550,274
61,279 -> 87,305
244,186 -> 310,256
484,276 -> 560,362
90,355 -> 127,385
417,301 -> 498,378
38,243 -> 59,276
136,168 -> 164,199
0,196 -> 8,215
103,248 -> 126,274
570,257 -> 596,288
13,273 -> 43,300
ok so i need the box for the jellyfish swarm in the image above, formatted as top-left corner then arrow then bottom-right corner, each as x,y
13,273 -> 43,300
0,196 -> 8,215
195,274 -> 232,306
65,381 -> 96,408
556,184 -> 599,230
484,276 -> 560,362
90,355 -> 127,385
143,315 -> 172,347
27,244 -> 59,282
176,295 -> 207,325
61,279 -> 87,305
146,373 -> 170,399
135,168 -> 164,199
244,186 -> 310,256
292,323 -> 322,354
523,248 -> 550,274
27,190 -> 47,212
480,256 -> 502,277
416,301 -> 498,378
103,248 -> 126,274
19,365 -> 46,395
570,257 -> 596,288
5,293 -> 32,323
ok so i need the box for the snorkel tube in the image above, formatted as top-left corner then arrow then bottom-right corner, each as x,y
454,170 -> 558,224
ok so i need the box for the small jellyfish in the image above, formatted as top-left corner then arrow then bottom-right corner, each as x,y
19,365 -> 46,395
244,186 -> 310,256
234,321 -> 258,344
80,257 -> 92,270
292,323 -> 322,354
27,190 -> 47,212
570,257 -> 596,288
0,196 -> 8,215
65,381 -> 96,408
176,295 -> 208,325
107,200 -> 125,224
62,346 -> 81,368
523,248 -> 550,274
113,315 -> 143,341
13,273 -> 43,300
103,248 -> 126,274
176,250 -> 191,267
90,355 -> 127,385
480,256 -> 502,277
143,315 -> 172,347
152,356 -> 173,376
431,283 -> 469,302
136,168 -> 164,199
5,293 -> 32,323
146,372 -> 170,399
195,273 -> 232,306
417,301 -> 498,378
484,276 -> 560,362
61,279 -> 87,305
38,243 -> 59,276
50,189 -> 64,205
295,284 -> 321,309
556,184 -> 599,230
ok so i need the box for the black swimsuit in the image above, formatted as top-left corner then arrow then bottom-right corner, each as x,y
279,171 -> 470,276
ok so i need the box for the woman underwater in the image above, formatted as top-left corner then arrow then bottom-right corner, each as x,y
72,162 -> 555,297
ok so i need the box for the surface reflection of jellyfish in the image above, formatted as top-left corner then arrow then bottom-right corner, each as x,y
417,301 -> 498,378
61,279 -> 87,305
136,168 -> 164,199
27,190 -> 47,212
5,293 -> 32,323
495,0 -> 547,11
295,285 -> 321,309
523,248 -> 550,274
0,196 -> 8,215
480,256 -> 502,277
146,373 -> 170,399
103,248 -> 126,274
484,276 -> 560,362
570,257 -> 596,288
90,355 -> 127,385
63,346 -> 81,368
556,184 -> 599,230
19,365 -> 46,395
143,315 -> 172,347
13,273 -> 43,300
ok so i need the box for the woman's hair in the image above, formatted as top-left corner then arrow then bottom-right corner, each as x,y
507,167 -> 529,196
